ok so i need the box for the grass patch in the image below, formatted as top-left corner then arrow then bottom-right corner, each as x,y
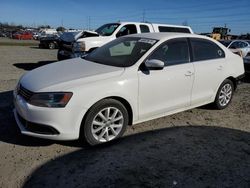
0,42 -> 38,46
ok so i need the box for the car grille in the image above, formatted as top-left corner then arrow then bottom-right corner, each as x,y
17,84 -> 34,101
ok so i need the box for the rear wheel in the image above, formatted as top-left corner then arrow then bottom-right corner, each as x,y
213,79 -> 234,109
82,99 -> 128,146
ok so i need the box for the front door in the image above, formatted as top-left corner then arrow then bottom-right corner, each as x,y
138,38 -> 194,120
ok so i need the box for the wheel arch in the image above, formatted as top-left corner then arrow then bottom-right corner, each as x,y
226,76 -> 237,90
105,96 -> 133,125
80,96 -> 133,127
213,76 -> 237,103
79,96 -> 134,140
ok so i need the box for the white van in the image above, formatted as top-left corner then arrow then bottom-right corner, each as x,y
40,28 -> 58,35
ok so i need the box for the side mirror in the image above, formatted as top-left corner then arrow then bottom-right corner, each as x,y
145,59 -> 164,70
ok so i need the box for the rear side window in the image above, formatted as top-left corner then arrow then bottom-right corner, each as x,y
148,38 -> 190,66
140,25 -> 150,33
158,26 -> 191,33
190,38 -> 225,61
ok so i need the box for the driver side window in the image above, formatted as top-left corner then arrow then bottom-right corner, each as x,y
116,24 -> 137,38
148,38 -> 190,66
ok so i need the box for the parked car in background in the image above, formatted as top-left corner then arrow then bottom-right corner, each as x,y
58,22 -> 194,60
40,29 -> 58,36
246,40 -> 250,46
34,29 -> 58,40
14,33 -> 244,146
39,34 -> 60,49
220,40 -> 250,57
33,32 -> 40,40
12,32 -> 33,40
0,32 -> 7,37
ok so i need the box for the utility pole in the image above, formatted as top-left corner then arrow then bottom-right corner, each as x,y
87,16 -> 91,30
142,9 -> 145,22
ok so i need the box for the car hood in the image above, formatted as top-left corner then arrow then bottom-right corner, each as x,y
20,58 -> 124,92
60,31 -> 84,42
83,30 -> 99,36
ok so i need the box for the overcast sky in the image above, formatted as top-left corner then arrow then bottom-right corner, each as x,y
0,0 -> 249,34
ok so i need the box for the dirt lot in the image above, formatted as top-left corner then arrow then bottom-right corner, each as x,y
0,41 -> 250,188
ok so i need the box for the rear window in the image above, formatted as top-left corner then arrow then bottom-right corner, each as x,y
158,26 -> 191,33
191,38 -> 225,61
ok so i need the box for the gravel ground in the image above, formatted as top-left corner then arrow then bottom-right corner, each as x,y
0,43 -> 249,188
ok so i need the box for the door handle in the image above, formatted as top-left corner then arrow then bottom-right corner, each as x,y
185,71 -> 194,76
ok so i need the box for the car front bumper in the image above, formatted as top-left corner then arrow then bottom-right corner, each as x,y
13,93 -> 86,141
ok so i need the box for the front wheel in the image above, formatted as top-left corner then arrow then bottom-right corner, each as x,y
82,99 -> 128,146
213,79 -> 234,109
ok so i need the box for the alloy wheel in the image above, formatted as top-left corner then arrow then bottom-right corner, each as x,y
218,83 -> 232,107
91,107 -> 124,142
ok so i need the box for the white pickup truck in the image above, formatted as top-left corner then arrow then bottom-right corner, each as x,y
57,22 -> 194,60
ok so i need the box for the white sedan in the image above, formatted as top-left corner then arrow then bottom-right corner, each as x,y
14,33 -> 245,145
220,40 -> 250,57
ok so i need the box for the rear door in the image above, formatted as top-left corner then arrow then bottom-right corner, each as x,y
189,38 -> 226,106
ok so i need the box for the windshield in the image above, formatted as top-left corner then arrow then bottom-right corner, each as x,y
95,23 -> 120,36
84,37 -> 158,67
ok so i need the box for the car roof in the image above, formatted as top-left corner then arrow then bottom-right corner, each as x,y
117,21 -> 191,27
108,22 -> 192,31
127,32 -> 208,41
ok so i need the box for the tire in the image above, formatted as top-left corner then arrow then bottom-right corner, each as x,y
48,42 -> 56,49
213,79 -> 234,110
82,99 -> 128,146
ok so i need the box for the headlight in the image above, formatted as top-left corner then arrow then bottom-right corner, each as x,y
29,92 -> 73,108
73,42 -> 85,52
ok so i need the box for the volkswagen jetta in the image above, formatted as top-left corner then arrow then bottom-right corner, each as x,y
14,33 -> 245,145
